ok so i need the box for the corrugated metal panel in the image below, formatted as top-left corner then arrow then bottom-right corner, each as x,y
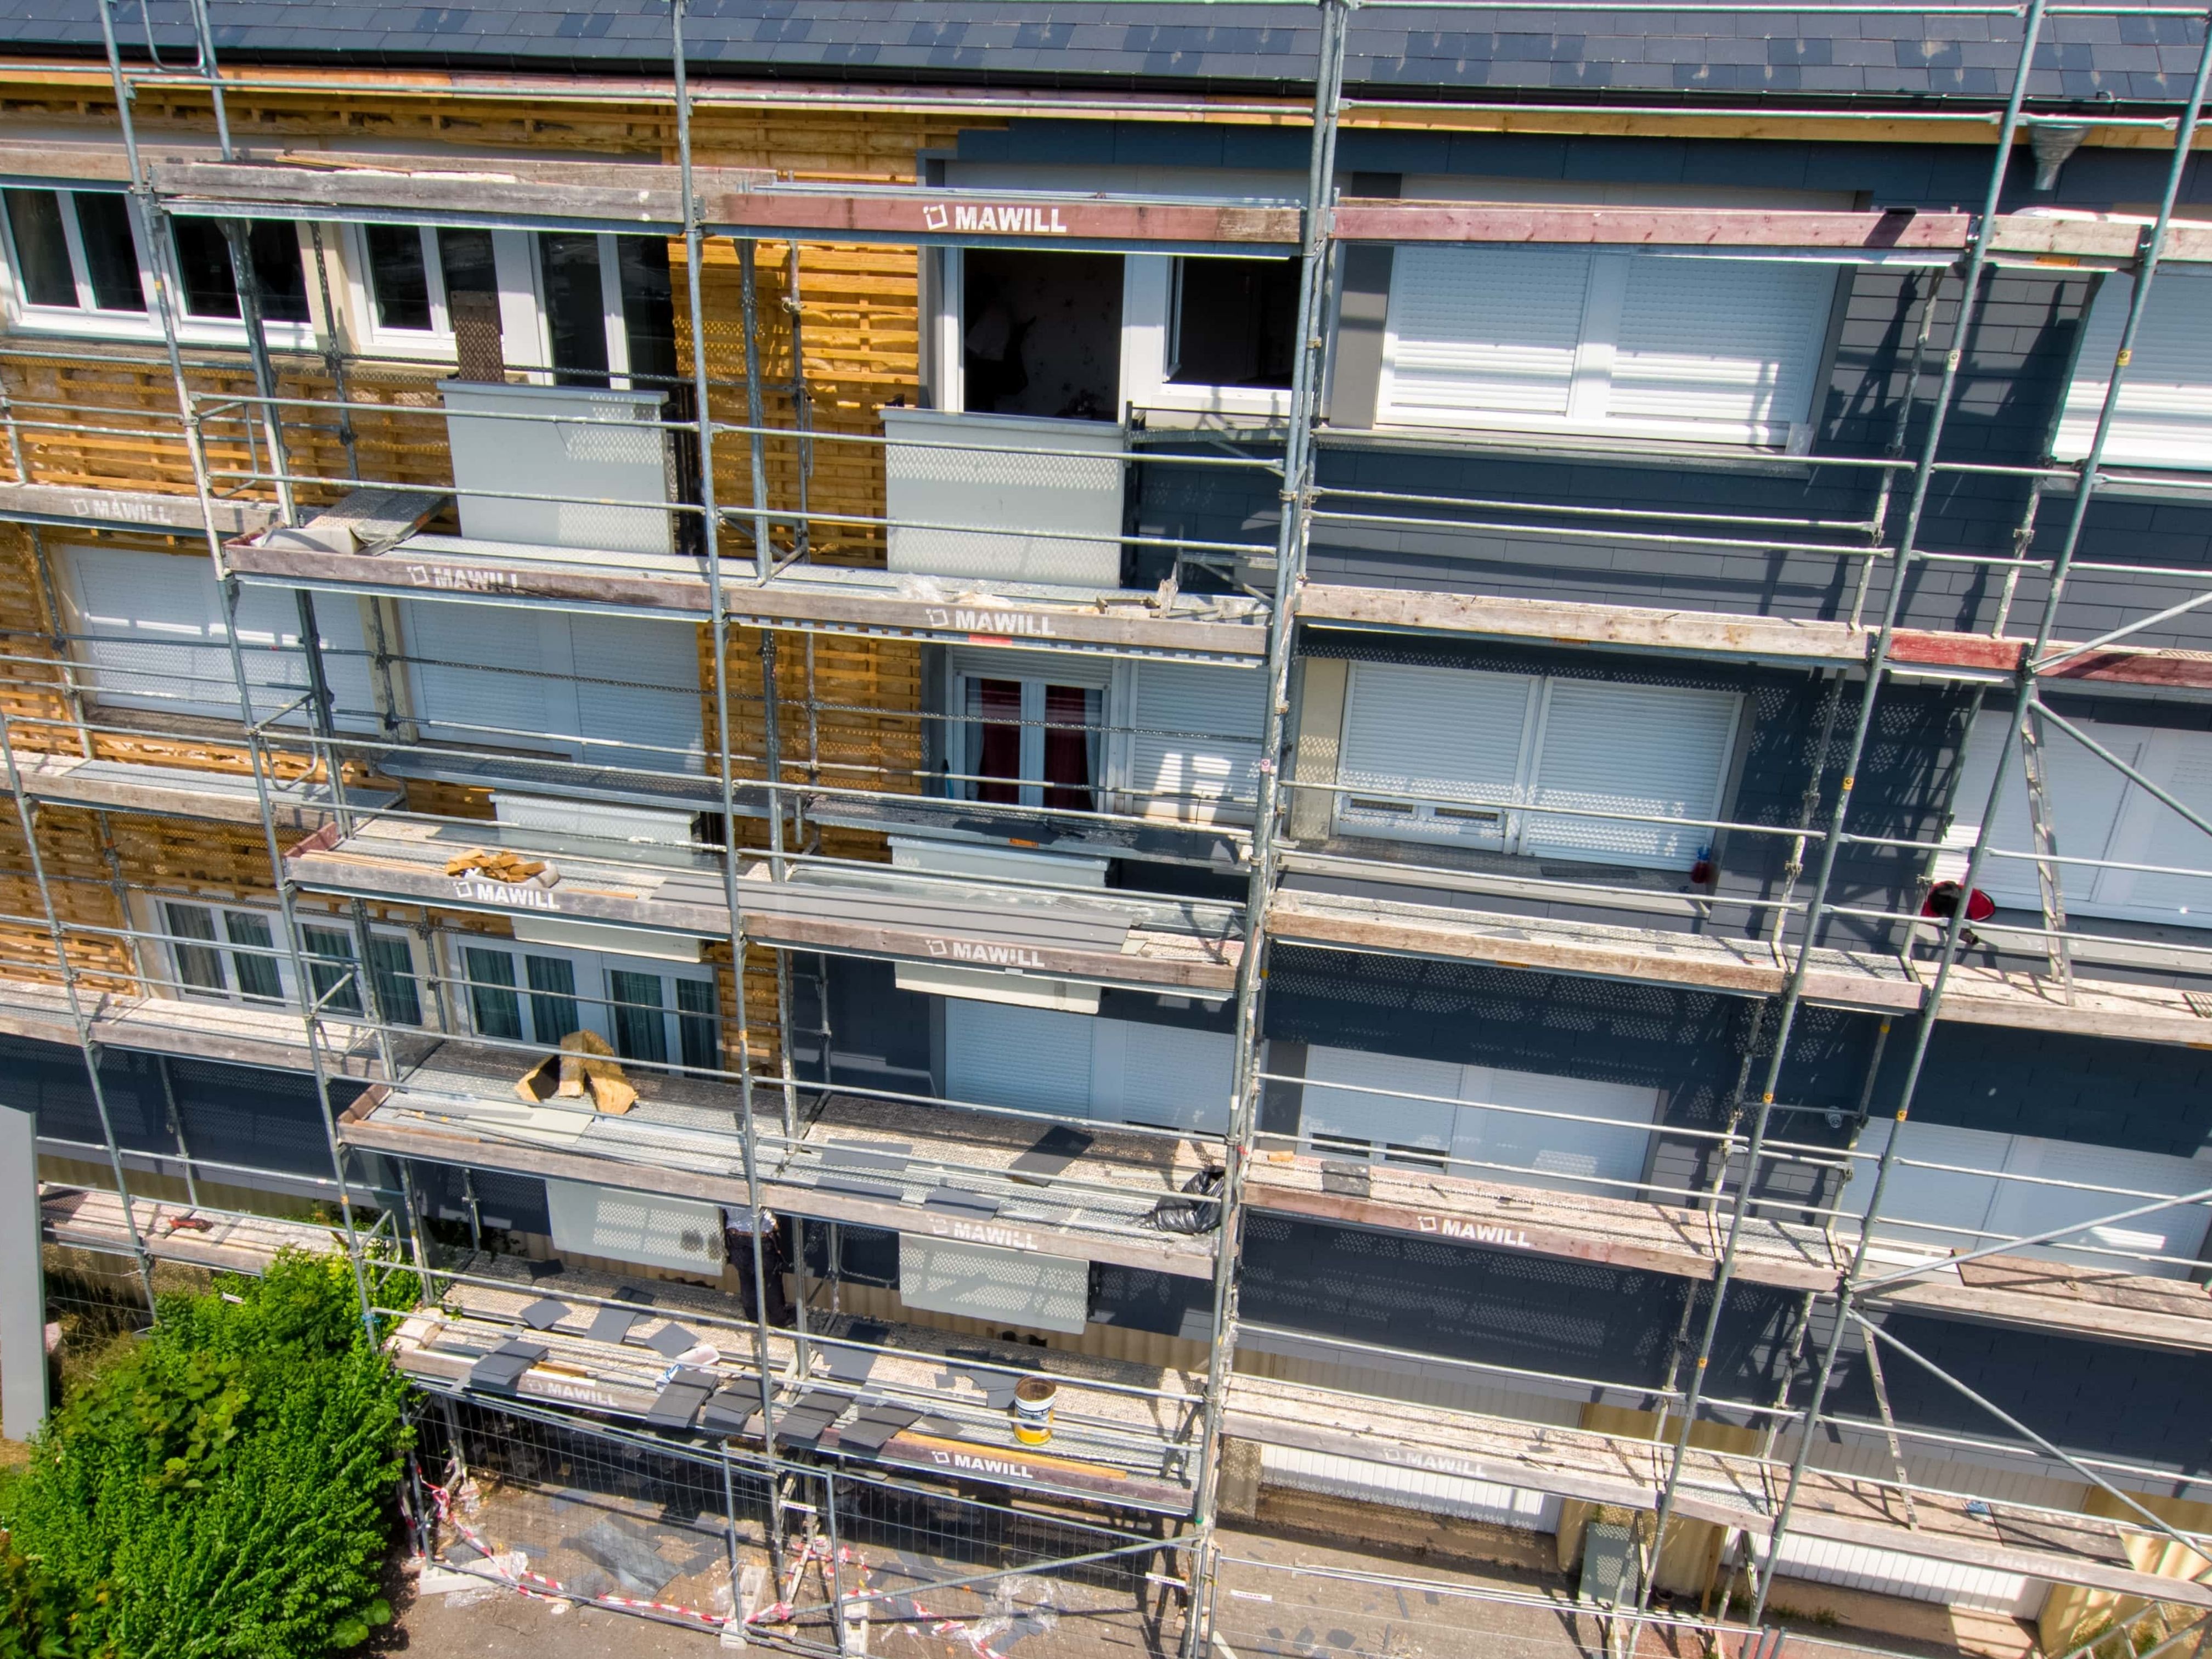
443,380 -> 674,556
1126,661 -> 1266,825
544,1177 -> 721,1276
1522,678 -> 1737,870
1098,1019 -> 1235,1134
1383,246 -> 1589,420
2056,270 -> 2212,467
1259,1444 -> 1562,1531
1336,661 -> 1533,847
884,407 -> 1125,588
900,1235 -> 1088,1334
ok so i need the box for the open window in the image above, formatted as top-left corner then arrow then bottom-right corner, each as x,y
1330,660 -> 1740,872
2053,268 -> 2212,471
352,224 -> 676,388
1,187 -> 311,344
957,247 -> 1124,421
1122,254 -> 1299,416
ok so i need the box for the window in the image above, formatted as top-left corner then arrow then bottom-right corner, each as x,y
357,225 -> 676,390
1,188 -> 310,338
1376,247 -> 1836,445
1331,661 -> 1741,871
157,901 -> 420,1020
456,938 -> 719,1073
957,247 -> 1125,421
951,653 -> 1103,811
1950,709 -> 2212,929
1119,255 -> 1300,416
2054,268 -> 2212,470
60,544 -> 377,730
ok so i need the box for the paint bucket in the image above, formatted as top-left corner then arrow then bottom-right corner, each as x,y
1012,1376 -> 1057,1446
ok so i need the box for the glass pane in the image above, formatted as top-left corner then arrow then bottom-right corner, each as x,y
164,902 -> 225,994
1042,684 -> 1095,811
366,935 -> 422,1026
1170,257 -> 1298,389
366,224 -> 432,331
300,923 -> 361,1015
437,227 -> 497,300
616,235 -> 676,386
463,946 -> 523,1041
249,221 -> 310,323
5,190 -> 76,308
968,678 -> 1023,805
170,217 -> 239,318
72,193 -> 145,313
606,968 -> 667,1065
525,954 -> 581,1046
538,232 -> 609,386
676,976 -> 718,1073
223,911 -> 284,1002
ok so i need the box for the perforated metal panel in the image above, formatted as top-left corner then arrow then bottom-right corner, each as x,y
883,407 -> 1125,588
900,1235 -> 1088,1333
544,1177 -> 723,1275
442,380 -> 674,556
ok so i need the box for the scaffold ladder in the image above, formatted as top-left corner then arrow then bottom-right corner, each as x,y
2018,706 -> 2076,1001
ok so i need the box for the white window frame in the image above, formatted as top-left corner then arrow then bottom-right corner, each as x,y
1331,662 -> 1742,871
148,895 -> 421,1019
447,934 -> 719,1069
1120,253 -> 1296,419
343,223 -> 639,385
1375,246 -> 1836,449
0,186 -> 317,350
946,651 -> 1113,810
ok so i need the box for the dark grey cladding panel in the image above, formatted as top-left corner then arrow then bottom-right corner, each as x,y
1261,945 -> 1880,1128
3,1031 -> 179,1156
1894,1024 -> 2212,1160
167,1055 -> 362,1180
411,1161 -> 552,1239
811,954 -> 933,1093
1240,1209 -> 1688,1393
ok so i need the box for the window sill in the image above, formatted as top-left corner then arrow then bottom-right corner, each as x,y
1318,421 -> 1816,476
7,309 -> 318,353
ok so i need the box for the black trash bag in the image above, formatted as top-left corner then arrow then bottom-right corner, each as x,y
1141,1165 -> 1226,1235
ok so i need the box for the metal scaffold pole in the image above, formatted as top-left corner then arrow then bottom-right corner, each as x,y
1183,2 -> 1350,1651
1750,8 -> 2212,1618
1639,0 -> 2055,1609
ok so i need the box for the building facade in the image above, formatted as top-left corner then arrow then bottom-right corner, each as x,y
3,2 -> 2212,1653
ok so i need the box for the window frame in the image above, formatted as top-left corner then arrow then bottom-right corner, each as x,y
148,896 -> 422,1020
345,223 -> 650,386
447,934 -> 720,1073
0,186 -> 317,349
947,657 -> 1110,811
1120,253 -> 1297,419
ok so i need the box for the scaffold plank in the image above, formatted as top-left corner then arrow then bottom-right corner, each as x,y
0,972 -> 395,1076
14,753 -> 399,831
0,479 -> 276,538
40,1185 -> 342,1274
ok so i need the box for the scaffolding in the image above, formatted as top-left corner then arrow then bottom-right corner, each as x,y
4,0 -> 2212,1651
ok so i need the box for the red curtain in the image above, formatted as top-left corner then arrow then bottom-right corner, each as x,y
1042,684 -> 1093,811
973,678 -> 1022,803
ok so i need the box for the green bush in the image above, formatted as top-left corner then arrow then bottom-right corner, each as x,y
1,1251 -> 414,1659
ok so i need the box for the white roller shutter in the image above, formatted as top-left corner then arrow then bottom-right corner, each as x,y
946,997 -> 1234,1133
1094,1019 -> 1236,1133
64,545 -> 373,730
1382,246 -> 1590,420
1609,257 -> 1833,433
1454,1066 -> 1656,1199
944,997 -> 1095,1119
1302,1047 -> 1462,1158
1124,661 -> 1266,824
2104,732 -> 2212,922
1522,679 -> 1737,869
544,1177 -> 722,1275
2055,269 -> 2212,467
1335,662 -> 1534,847
400,600 -> 702,774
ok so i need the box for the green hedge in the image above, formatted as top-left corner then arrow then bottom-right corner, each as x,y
1,1251 -> 414,1659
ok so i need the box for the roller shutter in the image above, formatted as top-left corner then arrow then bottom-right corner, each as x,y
1522,679 -> 1739,869
2055,270 -> 2212,467
1382,246 -> 1589,420
1124,660 -> 1267,824
944,997 -> 1233,1133
1335,662 -> 1533,848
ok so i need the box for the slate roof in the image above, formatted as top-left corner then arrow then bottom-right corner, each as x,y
1,1 -> 2202,108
